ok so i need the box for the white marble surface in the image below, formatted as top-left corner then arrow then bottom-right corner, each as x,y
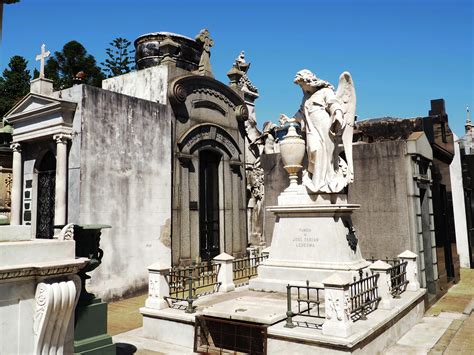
0,225 -> 31,241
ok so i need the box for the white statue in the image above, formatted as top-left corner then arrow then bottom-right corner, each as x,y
284,69 -> 356,193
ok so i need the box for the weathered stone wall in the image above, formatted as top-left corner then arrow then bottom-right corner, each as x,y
261,153 -> 288,246
62,85 -> 173,300
349,141 -> 412,260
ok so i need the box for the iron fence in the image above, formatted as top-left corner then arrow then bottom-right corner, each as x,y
349,272 -> 381,321
284,281 -> 325,330
232,254 -> 269,286
388,261 -> 408,297
164,261 -> 221,312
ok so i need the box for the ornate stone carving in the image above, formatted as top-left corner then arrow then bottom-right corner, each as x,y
33,279 -> 78,354
283,69 -> 356,193
10,142 -> 21,153
172,83 -> 187,103
246,164 -> 264,245
53,134 -> 72,145
0,259 -> 88,282
235,104 -> 249,121
57,223 -> 75,241
195,29 -> 214,77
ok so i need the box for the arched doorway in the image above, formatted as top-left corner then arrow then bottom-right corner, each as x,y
199,149 -> 221,260
36,151 -> 56,239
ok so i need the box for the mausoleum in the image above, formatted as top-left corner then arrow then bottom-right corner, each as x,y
4,30 -> 253,300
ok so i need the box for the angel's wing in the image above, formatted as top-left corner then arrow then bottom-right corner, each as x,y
335,72 -> 356,183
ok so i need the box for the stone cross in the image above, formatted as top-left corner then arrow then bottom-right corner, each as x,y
35,44 -> 50,79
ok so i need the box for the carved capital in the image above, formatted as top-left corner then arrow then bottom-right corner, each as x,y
53,134 -> 72,145
10,142 -> 22,153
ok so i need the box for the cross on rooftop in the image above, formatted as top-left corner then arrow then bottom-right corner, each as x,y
35,44 -> 50,79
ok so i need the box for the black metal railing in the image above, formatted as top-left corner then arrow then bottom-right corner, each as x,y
164,261 -> 221,313
388,261 -> 408,297
349,272 -> 380,321
232,254 -> 269,286
284,281 -> 325,330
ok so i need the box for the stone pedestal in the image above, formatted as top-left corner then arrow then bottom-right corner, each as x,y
0,225 -> 88,355
250,188 -> 370,292
74,298 -> 115,355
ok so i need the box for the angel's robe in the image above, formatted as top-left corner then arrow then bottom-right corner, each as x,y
295,87 -> 345,192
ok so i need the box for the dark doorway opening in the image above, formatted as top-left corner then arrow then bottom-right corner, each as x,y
199,150 -> 221,260
36,151 -> 56,239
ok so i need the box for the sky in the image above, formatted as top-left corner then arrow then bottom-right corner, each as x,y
1,0 -> 473,137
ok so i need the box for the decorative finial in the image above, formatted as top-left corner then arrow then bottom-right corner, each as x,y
195,29 -> 214,77
35,44 -> 51,79
466,105 -> 472,133
236,51 -> 246,65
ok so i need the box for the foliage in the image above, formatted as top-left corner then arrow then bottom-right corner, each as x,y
101,37 -> 135,78
44,40 -> 104,90
0,55 -> 31,118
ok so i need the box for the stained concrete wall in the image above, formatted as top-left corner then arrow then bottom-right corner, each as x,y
61,85 -> 173,300
348,141 -> 412,260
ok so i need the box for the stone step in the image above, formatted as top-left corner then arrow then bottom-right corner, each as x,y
384,312 -> 467,355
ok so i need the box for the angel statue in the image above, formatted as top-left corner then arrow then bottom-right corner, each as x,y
283,69 -> 356,193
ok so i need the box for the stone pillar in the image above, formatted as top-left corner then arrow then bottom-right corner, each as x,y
322,273 -> 353,338
10,142 -> 22,225
53,134 -> 70,226
145,261 -> 170,310
369,260 -> 393,310
398,250 -> 420,291
213,252 -> 235,292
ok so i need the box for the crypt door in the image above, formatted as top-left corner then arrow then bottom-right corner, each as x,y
199,150 -> 221,260
36,151 -> 56,239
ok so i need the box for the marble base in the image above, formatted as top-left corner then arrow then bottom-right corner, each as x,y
250,189 -> 370,292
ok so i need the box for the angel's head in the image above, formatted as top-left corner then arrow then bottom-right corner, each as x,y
294,69 -> 334,91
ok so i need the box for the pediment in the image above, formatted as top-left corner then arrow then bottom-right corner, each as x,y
5,93 -> 76,124
4,92 -> 77,142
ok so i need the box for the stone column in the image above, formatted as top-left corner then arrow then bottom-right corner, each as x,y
10,142 -> 22,225
144,261 -> 170,310
369,260 -> 393,310
398,250 -> 420,291
53,134 -> 70,226
322,273 -> 353,338
213,252 -> 235,292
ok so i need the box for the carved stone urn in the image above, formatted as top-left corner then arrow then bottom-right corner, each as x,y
279,123 -> 305,189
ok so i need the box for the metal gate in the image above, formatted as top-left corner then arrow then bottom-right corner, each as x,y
36,170 -> 55,239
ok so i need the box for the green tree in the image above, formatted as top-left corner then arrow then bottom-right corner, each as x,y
101,37 -> 134,78
44,40 -> 104,90
0,55 -> 31,117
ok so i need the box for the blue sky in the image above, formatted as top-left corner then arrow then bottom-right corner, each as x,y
1,0 -> 473,137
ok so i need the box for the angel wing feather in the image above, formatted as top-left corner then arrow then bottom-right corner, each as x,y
336,72 -> 356,182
